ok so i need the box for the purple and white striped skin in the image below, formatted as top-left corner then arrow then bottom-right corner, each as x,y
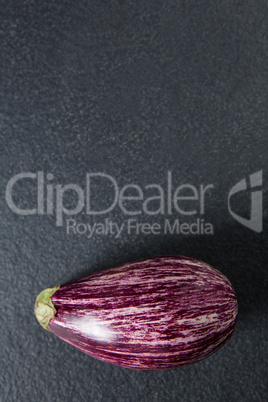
35,256 -> 238,370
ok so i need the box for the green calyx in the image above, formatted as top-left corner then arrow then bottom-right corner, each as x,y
34,285 -> 60,331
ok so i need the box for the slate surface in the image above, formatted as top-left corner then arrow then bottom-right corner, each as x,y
0,1 -> 267,401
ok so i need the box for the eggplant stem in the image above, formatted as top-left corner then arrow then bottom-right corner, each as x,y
34,285 -> 60,331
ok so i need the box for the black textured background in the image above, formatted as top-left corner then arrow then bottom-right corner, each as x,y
0,1 -> 267,401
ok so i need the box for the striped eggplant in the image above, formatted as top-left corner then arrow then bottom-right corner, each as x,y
34,255 -> 238,370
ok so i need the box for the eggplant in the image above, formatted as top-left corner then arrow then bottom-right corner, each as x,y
34,256 -> 238,370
